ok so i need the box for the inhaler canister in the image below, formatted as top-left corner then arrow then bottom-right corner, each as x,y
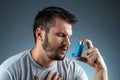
72,41 -> 84,57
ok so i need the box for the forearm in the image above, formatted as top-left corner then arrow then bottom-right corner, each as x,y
95,68 -> 108,80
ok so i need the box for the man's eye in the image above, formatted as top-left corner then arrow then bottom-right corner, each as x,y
56,33 -> 65,37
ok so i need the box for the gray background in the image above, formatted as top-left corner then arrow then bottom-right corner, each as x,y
0,0 -> 119,80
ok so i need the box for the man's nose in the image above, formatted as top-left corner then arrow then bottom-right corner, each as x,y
63,37 -> 71,46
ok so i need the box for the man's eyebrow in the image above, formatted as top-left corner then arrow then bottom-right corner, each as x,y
56,32 -> 66,36
59,32 -> 72,37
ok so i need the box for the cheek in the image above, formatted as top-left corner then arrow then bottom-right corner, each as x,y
49,36 -> 62,46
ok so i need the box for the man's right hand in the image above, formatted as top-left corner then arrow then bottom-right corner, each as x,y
34,71 -> 62,80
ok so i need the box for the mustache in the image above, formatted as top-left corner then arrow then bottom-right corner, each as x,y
58,45 -> 68,50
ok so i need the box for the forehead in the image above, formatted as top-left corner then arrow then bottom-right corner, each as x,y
50,18 -> 72,35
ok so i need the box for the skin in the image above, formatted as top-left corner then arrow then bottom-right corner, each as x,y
31,18 -> 108,80
77,39 -> 108,80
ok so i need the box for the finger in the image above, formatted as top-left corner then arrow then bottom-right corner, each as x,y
58,77 -> 62,80
85,48 -> 99,67
77,57 -> 87,63
82,39 -> 94,49
34,76 -> 40,80
87,52 -> 96,63
77,47 -> 95,63
87,48 -> 99,61
51,72 -> 60,80
85,48 -> 95,56
45,71 -> 53,80
85,51 -> 93,59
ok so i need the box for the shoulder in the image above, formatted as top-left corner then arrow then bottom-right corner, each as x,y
0,49 -> 33,80
0,50 -> 30,70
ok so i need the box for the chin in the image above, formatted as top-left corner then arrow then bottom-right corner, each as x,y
48,54 -> 65,61
56,55 -> 65,61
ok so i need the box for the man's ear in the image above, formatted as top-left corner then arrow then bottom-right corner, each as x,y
35,28 -> 44,41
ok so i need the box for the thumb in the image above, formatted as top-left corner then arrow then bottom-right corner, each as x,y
82,39 -> 94,49
76,57 -> 87,63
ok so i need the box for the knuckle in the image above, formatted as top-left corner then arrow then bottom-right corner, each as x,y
95,47 -> 98,51
89,40 -> 92,44
93,47 -> 99,52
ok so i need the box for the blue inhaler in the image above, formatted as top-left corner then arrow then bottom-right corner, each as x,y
72,41 -> 84,57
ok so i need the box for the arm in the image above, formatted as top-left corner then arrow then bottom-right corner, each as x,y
77,39 -> 108,80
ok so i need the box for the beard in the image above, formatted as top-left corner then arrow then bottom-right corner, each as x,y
42,33 -> 67,61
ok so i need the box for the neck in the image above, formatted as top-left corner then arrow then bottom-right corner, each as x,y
30,47 -> 57,68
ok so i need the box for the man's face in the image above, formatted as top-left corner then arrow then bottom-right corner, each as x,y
42,18 -> 72,60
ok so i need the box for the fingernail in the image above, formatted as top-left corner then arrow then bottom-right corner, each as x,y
59,77 -> 62,80
57,72 -> 59,74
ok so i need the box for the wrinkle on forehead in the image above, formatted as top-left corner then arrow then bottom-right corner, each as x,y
51,18 -> 73,35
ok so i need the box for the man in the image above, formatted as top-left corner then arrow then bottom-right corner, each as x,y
0,6 -> 108,80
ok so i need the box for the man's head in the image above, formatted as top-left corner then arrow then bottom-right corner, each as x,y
33,6 -> 78,60
33,6 -> 78,42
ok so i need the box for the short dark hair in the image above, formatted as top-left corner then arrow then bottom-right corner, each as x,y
33,6 -> 78,42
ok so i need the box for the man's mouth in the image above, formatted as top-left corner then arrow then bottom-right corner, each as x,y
58,45 -> 68,54
61,48 -> 68,54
